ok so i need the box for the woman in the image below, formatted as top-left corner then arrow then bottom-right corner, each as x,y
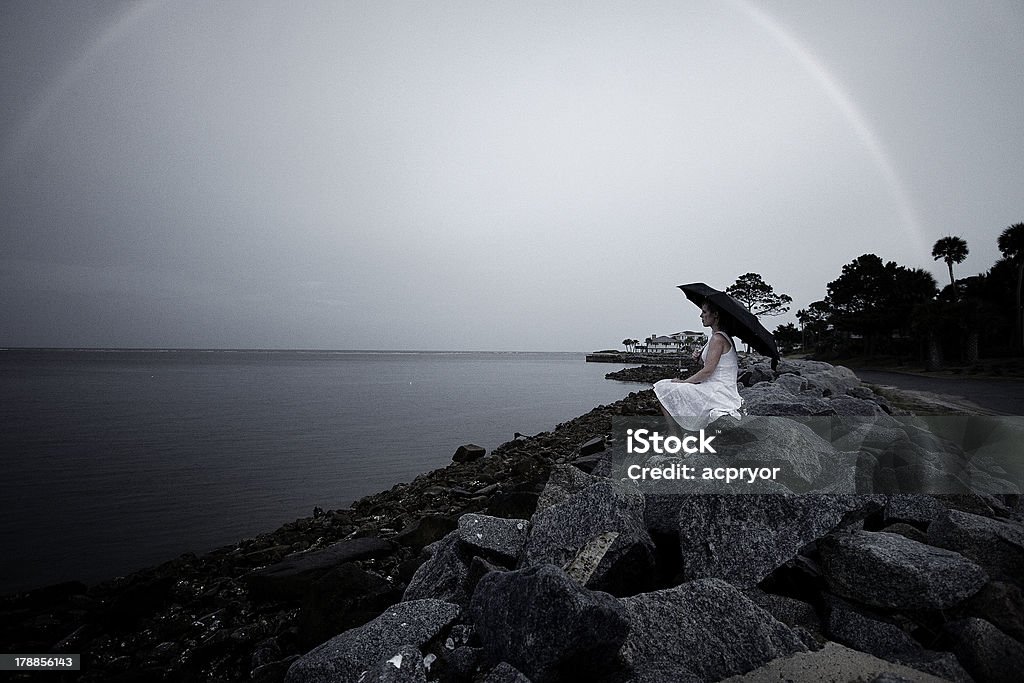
653,299 -> 743,431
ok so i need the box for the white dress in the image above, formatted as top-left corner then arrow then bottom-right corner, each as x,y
653,331 -> 743,431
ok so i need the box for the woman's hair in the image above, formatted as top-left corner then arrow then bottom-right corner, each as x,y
703,298 -> 735,337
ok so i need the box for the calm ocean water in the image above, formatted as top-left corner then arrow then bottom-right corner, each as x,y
0,349 -> 637,594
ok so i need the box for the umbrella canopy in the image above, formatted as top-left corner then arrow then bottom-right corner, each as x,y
677,282 -> 780,368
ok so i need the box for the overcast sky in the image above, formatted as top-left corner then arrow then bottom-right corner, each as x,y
2,1 -> 1022,351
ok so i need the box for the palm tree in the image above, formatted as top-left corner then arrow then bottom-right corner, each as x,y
998,223 -> 1024,349
931,236 -> 969,297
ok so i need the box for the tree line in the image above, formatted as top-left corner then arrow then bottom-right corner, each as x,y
758,222 -> 1024,367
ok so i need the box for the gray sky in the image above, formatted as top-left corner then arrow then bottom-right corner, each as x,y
2,1 -> 1022,351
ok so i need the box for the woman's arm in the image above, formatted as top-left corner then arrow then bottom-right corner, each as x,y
672,334 -> 729,383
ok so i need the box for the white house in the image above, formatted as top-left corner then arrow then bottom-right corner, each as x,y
641,331 -> 706,354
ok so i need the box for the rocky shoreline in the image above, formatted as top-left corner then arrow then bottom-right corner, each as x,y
2,360 -> 1023,682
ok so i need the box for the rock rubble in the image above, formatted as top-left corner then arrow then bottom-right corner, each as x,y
2,358 -> 1022,682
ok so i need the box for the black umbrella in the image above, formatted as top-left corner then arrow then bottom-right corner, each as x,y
677,282 -> 780,369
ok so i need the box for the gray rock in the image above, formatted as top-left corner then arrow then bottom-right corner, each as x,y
793,361 -> 863,397
245,537 -> 396,601
457,514 -> 529,566
774,373 -> 811,395
402,533 -> 470,606
825,596 -> 920,659
928,508 -> 1024,584
740,383 -> 836,417
534,464 -> 601,513
830,395 -> 887,417
619,578 -> 806,682
884,494 -> 949,525
963,581 -> 1024,642
361,644 -> 427,683
524,479 -> 655,594
482,662 -> 533,683
453,444 -> 486,463
831,420 -> 907,452
945,617 -> 1024,683
819,530 -> 988,610
469,564 -> 629,683
284,599 -> 459,683
676,494 -> 880,587
711,415 -> 834,489
717,642 -> 949,683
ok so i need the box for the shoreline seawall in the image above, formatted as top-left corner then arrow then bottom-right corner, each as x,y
2,360 -> 1022,682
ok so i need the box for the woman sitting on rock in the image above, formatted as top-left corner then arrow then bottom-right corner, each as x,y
653,299 -> 743,431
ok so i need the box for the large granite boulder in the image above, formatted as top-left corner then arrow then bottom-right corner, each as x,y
618,578 -> 806,682
819,530 -> 988,610
945,617 -> 1024,683
676,494 -> 880,587
524,479 -> 655,595
534,464 -> 602,513
456,513 -> 529,566
740,382 -> 836,417
284,599 -> 459,683
928,508 -> 1024,585
718,642 -> 950,683
469,564 -> 629,683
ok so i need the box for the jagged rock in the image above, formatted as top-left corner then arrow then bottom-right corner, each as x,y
712,415 -> 834,488
619,578 -> 806,682
928,508 -> 1024,585
819,530 -> 988,610
245,537 -> 396,601
297,563 -> 403,648
963,581 -> 1024,642
790,360 -> 863,397
676,494 -> 880,587
469,564 -> 629,683
831,419 -> 907,451
457,514 -> 529,566
825,596 -> 920,659
482,662 -> 533,683
884,494 -> 949,525
524,480 -> 655,595
740,382 -> 836,417
362,644 -> 427,683
284,599 -> 459,683
453,444 -> 486,463
533,464 -> 601,513
945,617 -> 1024,683
718,642 -> 950,682
402,534 -> 471,607
773,373 -> 812,395
830,395 -> 888,417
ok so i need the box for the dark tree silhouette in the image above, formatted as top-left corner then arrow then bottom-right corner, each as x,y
726,273 -> 792,316
998,222 -> 1024,349
931,236 -> 969,297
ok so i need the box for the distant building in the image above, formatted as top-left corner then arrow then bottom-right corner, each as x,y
640,331 -> 706,354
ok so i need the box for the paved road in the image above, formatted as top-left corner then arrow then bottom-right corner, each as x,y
851,369 -> 1024,416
